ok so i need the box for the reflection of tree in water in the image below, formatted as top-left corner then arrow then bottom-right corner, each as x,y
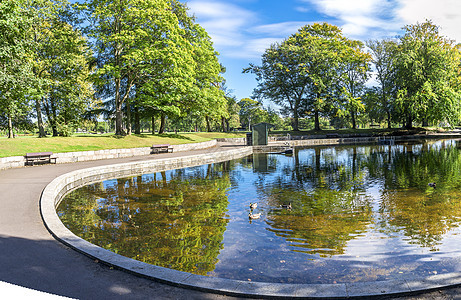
58,162 -> 234,275
367,141 -> 461,249
260,141 -> 461,254
260,147 -> 373,256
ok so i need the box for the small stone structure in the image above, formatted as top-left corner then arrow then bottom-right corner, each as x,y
251,122 -> 274,146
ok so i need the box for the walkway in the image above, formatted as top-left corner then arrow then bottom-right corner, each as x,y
0,143 -> 459,299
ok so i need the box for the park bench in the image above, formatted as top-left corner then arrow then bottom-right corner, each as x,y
151,144 -> 173,154
25,152 -> 57,166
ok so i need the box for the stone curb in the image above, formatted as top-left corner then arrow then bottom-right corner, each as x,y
39,147 -> 461,299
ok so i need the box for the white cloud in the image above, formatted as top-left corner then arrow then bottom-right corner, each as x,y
187,1 -> 258,58
241,38 -> 284,59
299,0 -> 401,40
397,0 -> 461,42
298,0 -> 461,42
187,1 -> 303,60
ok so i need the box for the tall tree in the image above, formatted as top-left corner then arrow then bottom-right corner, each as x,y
395,20 -> 461,128
367,39 -> 399,128
337,40 -> 372,129
86,0 -> 224,135
85,0 -> 185,135
291,23 -> 349,131
247,23 -> 366,131
0,0 -> 34,138
40,17 -> 94,136
244,41 -> 308,131
29,0 -> 69,137
138,2 -> 226,134
238,98 -> 266,131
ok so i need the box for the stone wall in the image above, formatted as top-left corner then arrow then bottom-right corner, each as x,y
0,140 -> 217,170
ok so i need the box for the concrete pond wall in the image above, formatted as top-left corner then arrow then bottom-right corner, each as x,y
39,141 -> 461,298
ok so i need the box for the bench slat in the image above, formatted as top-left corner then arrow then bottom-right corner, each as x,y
26,152 -> 53,157
25,152 -> 56,166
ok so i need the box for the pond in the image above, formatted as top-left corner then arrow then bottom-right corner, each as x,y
57,139 -> 461,284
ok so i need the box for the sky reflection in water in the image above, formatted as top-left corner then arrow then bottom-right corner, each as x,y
58,139 -> 461,284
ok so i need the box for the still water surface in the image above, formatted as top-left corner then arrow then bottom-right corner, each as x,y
58,140 -> 461,283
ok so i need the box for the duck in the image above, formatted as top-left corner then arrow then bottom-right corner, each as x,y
248,212 -> 261,219
249,202 -> 258,210
281,203 -> 292,209
428,182 -> 436,188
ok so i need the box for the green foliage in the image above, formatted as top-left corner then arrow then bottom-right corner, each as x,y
366,39 -> 399,128
0,0 -> 34,138
395,20 -> 461,128
238,98 -> 265,130
85,0 -> 226,135
247,23 -> 371,131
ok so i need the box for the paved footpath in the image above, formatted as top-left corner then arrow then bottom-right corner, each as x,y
0,144 -> 460,300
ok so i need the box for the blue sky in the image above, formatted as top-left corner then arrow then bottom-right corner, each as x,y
185,0 -> 461,102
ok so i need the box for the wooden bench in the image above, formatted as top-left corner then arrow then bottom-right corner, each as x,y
25,152 -> 57,166
151,144 -> 173,154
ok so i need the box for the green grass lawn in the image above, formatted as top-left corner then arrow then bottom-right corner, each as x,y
0,133 -> 215,158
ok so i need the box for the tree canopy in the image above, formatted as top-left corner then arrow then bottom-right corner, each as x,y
247,20 -> 461,131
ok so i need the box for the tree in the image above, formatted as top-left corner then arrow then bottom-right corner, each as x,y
367,39 -> 399,128
337,40 -> 372,129
86,0 -> 225,135
244,41 -> 308,131
238,98 -> 266,130
0,0 -> 34,138
290,23 -> 349,131
85,0 -> 189,135
247,23 -> 368,131
39,16 -> 94,136
395,20 -> 461,128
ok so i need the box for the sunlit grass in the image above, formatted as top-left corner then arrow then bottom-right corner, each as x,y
0,133 -> 213,157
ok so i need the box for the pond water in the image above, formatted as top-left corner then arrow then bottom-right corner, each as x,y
58,139 -> 461,284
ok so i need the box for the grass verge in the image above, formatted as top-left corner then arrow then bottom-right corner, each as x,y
0,133 -> 212,158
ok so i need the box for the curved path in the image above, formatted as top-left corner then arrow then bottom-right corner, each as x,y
0,143 -> 458,299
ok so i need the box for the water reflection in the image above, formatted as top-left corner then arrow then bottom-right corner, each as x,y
59,162 -> 233,275
58,139 -> 461,283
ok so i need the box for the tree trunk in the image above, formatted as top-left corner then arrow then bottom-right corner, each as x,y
405,114 -> 413,129
351,110 -> 356,129
50,96 -> 58,136
151,114 -> 155,134
158,113 -> 166,134
293,104 -> 299,131
114,77 -> 125,136
7,110 -> 13,139
205,115 -> 211,132
35,99 -> 46,137
126,99 -> 132,135
221,116 -> 227,132
134,105 -> 140,134
387,111 -> 392,129
314,109 -> 321,131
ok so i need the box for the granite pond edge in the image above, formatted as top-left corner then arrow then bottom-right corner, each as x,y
39,146 -> 461,299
